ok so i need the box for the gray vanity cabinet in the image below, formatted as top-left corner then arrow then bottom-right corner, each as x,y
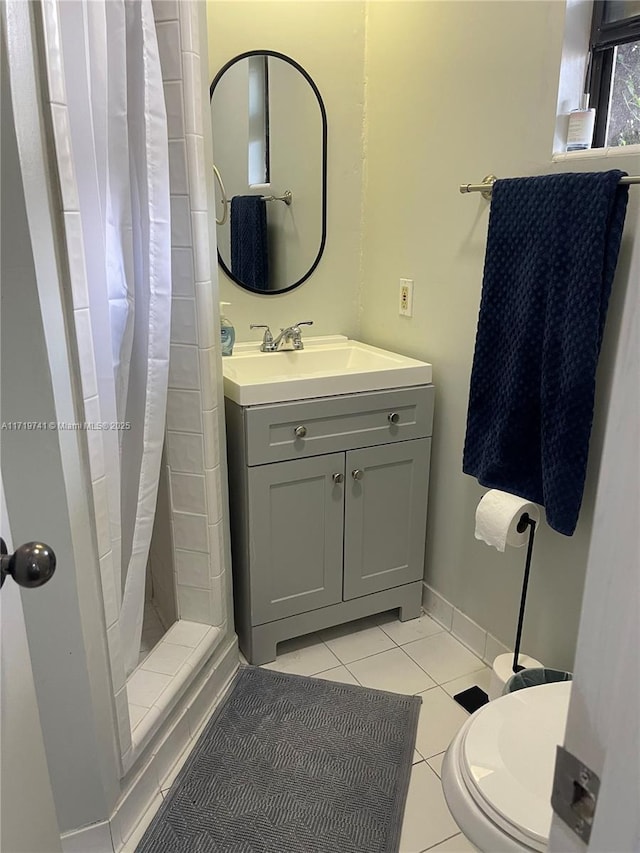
343,439 -> 431,600
225,385 -> 434,665
248,453 -> 345,624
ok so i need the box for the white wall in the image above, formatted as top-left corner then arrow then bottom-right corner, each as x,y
206,0 -> 639,671
359,0 -> 639,669
207,1 -> 365,341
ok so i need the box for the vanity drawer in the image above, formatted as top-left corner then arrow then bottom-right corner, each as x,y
244,385 -> 434,465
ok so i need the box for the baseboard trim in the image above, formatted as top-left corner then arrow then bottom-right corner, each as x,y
60,820 -> 113,853
422,582 -> 512,664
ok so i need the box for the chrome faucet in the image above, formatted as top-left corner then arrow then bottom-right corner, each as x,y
250,321 -> 313,352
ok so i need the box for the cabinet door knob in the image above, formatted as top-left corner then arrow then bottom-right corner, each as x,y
332,473 -> 344,484
388,412 -> 400,424
294,425 -> 307,438
351,469 -> 364,481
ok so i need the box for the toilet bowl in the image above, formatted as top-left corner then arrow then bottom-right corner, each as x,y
442,681 -> 571,852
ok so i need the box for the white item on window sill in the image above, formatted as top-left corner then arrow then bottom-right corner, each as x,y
566,94 -> 596,152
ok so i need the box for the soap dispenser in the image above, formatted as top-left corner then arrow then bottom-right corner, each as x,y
220,302 -> 235,356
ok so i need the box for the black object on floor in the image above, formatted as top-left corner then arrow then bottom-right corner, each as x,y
136,666 -> 421,853
453,685 -> 489,714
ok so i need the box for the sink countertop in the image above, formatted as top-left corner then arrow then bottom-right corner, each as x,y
222,335 -> 432,406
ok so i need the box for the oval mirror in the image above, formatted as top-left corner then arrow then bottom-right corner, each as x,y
210,51 -> 327,294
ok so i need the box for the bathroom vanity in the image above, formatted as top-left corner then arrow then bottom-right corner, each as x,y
223,337 -> 434,664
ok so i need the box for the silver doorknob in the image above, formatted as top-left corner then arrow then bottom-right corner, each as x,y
332,473 -> 344,484
352,469 -> 364,481
294,425 -> 307,438
0,538 -> 57,589
388,412 -> 400,424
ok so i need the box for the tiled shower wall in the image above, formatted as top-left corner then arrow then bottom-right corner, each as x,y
147,456 -> 177,632
154,0 -> 229,629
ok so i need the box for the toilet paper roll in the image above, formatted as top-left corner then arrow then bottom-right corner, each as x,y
475,490 -> 540,551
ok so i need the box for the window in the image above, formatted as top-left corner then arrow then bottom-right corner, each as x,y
247,56 -> 270,186
589,1 -> 640,146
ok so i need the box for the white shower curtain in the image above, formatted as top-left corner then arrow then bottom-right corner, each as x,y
55,0 -> 171,675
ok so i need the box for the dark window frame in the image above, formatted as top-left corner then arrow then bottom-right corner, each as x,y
589,1 -> 640,146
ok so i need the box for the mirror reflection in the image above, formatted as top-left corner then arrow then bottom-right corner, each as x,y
210,51 -> 327,294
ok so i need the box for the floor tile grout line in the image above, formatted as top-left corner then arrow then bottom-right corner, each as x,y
377,623 -> 446,646
318,638 -> 411,670
323,639 -> 398,661
421,830 -> 466,851
321,613 -> 447,655
403,650 -> 488,687
402,632 -> 487,664
415,739 -> 455,762
319,634 -> 445,676
312,663 -> 365,686
280,646 -> 488,697
312,660 -> 367,688
340,621 -> 487,682
282,612 -> 485,678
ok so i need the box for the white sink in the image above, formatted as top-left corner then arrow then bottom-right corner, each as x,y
222,335 -> 433,405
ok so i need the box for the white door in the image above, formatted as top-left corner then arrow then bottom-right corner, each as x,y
547,222 -> 639,850
0,481 -> 62,852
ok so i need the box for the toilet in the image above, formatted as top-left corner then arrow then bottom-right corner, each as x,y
442,680 -> 571,851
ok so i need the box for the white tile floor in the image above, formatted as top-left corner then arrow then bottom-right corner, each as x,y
125,610 -> 489,852
261,611 -> 488,852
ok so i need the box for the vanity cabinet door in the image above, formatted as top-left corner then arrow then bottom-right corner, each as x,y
248,453 -> 345,624
343,438 -> 431,600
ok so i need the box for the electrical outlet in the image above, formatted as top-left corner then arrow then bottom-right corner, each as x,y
399,278 -> 414,317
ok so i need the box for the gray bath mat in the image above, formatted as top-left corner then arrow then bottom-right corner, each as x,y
136,666 -> 421,853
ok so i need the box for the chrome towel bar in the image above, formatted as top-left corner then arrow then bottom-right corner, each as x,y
261,190 -> 293,205
460,173 -> 640,199
212,165 -> 293,222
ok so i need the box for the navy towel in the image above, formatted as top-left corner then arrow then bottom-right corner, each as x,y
230,195 -> 269,290
463,171 -> 629,536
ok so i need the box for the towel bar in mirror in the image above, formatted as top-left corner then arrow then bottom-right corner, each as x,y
210,50 -> 327,294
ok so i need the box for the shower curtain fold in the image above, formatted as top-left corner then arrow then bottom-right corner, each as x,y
51,0 -> 171,676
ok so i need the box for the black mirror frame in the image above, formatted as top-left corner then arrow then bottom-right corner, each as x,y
210,50 -> 328,295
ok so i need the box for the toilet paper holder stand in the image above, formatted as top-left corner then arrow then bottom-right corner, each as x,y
512,512 -> 537,673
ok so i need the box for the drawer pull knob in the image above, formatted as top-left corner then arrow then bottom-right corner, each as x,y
388,412 -> 400,424
352,469 -> 364,481
294,425 -> 307,438
332,473 -> 344,484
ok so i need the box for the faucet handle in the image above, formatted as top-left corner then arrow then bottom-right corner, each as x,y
249,324 -> 276,352
287,321 -> 313,351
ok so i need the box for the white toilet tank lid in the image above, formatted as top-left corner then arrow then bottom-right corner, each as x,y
461,681 -> 572,847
